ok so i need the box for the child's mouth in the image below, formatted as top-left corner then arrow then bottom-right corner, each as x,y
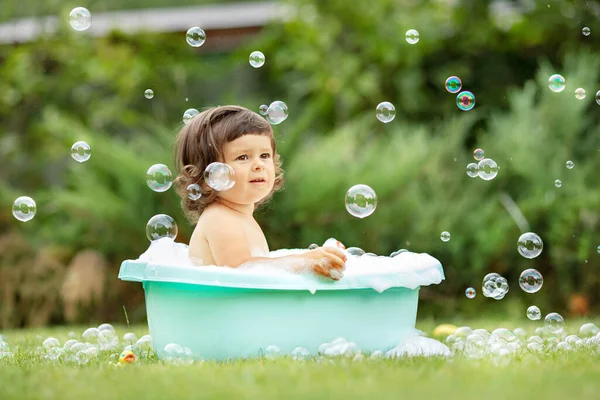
249,179 -> 266,184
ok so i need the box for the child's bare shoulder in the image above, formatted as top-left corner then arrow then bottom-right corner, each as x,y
198,203 -> 243,231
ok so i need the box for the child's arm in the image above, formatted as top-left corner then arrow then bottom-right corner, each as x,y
205,213 -> 346,280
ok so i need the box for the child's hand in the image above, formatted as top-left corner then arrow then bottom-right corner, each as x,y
303,247 -> 347,280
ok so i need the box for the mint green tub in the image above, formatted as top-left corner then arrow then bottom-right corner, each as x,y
119,254 -> 444,361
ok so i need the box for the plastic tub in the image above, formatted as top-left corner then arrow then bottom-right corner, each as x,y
118,251 -> 444,360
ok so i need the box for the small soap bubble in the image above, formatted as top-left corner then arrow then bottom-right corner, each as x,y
266,101 -> 289,125
259,104 -> 268,115
265,345 -> 281,360
465,287 -> 476,299
71,141 -> 91,163
517,232 -> 543,259
519,269 -> 543,293
544,313 -> 564,333
42,337 -> 60,350
456,91 -> 475,111
597,245 -> 600,254
466,163 -> 479,178
146,214 -> 178,241
445,76 -> 462,93
163,343 -> 185,364
375,102 -> 396,123
575,88 -> 586,100
390,249 -> 408,257
579,323 -> 599,338
204,162 -> 236,191
348,247 -> 366,256
582,27 -> 591,36
12,196 -> 36,222
473,148 -> 485,161
98,323 -> 115,333
291,347 -> 310,361
69,7 -> 91,31
548,74 -> 566,92
440,231 -> 451,242
596,90 -> 600,105
566,160 -> 574,169
554,179 -> 562,188
123,333 -> 138,344
144,89 -> 154,99
249,51 -> 265,68
477,158 -> 499,180
183,108 -> 199,124
345,184 -> 377,218
186,183 -> 202,200
308,243 -> 319,250
146,164 -> 173,192
405,29 -> 419,44
186,27 -> 206,47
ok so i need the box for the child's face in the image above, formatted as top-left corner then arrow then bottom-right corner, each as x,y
218,134 -> 276,206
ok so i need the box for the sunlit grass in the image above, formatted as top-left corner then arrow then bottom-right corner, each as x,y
1,318 -> 600,400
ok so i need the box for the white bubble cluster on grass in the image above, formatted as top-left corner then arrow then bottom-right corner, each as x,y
345,184 -> 377,218
71,141 -> 91,163
204,162 -> 236,191
12,196 -> 37,222
146,214 -> 178,242
69,7 -> 91,31
146,164 -> 173,192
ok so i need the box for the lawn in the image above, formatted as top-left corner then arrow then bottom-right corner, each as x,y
1,317 -> 600,400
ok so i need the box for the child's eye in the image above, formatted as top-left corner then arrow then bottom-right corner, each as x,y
261,153 -> 271,159
236,155 -> 248,161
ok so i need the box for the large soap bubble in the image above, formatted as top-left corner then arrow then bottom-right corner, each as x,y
146,164 -> 173,192
345,184 -> 377,218
517,232 -> 543,259
69,7 -> 91,31
519,268 -> 543,293
146,214 -> 178,242
12,196 -> 37,222
71,141 -> 91,163
266,101 -> 289,125
477,158 -> 498,180
375,102 -> 395,123
204,162 -> 235,191
544,312 -> 564,333
186,27 -> 206,47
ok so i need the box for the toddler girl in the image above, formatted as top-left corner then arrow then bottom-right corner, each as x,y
174,105 -> 346,280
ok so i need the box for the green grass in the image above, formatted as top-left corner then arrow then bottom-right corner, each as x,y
2,318 -> 600,400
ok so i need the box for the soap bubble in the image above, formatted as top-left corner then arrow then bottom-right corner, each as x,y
146,164 -> 173,192
144,89 -> 154,99
204,162 -> 235,191
544,313 -> 564,333
163,343 -> 185,364
146,214 -> 178,241
440,231 -> 451,242
98,329 -> 119,350
517,232 -> 543,259
566,160 -> 574,169
123,332 -> 138,344
596,90 -> 600,105
477,158 -> 499,180
291,347 -> 310,361
465,287 -> 476,299
466,163 -> 479,178
71,141 -> 91,163
482,273 -> 509,299
445,76 -> 462,94
186,183 -> 202,200
548,74 -> 566,92
473,148 -> 485,160
183,108 -> 199,124
390,249 -> 408,257
259,104 -> 268,115
555,179 -> 562,188
82,327 -> 99,341
186,27 -> 206,47
345,184 -> 377,218
405,29 -> 419,44
266,101 -> 289,125
12,196 -> 36,222
265,345 -> 281,360
348,247 -> 366,256
519,269 -> 543,293
98,323 -> 115,333
582,27 -> 591,36
579,323 -> 599,338
575,88 -> 586,100
42,337 -> 60,350
456,91 -> 475,111
375,102 -> 396,123
249,51 -> 265,68
69,7 -> 91,31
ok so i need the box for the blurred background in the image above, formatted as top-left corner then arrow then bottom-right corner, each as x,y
1,0 -> 599,329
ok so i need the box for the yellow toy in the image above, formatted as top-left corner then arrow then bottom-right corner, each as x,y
119,350 -> 136,364
432,324 -> 458,338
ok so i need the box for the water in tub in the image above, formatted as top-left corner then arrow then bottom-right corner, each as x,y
137,237 -> 449,357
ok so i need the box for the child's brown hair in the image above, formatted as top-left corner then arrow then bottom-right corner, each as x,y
174,105 -> 284,224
